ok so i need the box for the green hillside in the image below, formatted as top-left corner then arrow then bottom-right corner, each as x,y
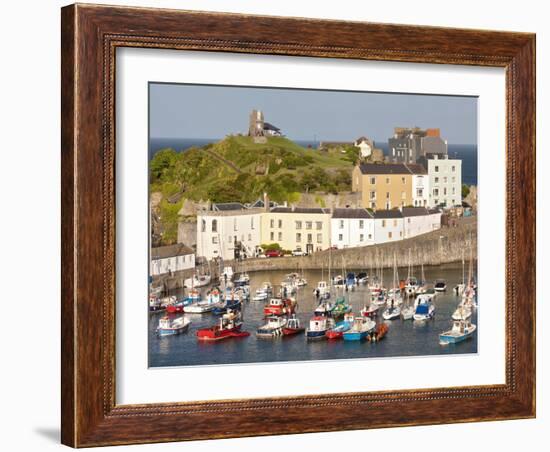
150,135 -> 357,205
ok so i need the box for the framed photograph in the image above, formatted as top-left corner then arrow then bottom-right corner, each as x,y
61,4 -> 536,447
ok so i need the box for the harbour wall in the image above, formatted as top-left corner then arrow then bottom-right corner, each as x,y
153,217 -> 476,291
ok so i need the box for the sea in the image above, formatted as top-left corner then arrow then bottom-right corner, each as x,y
149,138 -> 478,186
148,263 -> 477,368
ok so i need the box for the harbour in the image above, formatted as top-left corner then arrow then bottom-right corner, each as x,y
148,261 -> 477,368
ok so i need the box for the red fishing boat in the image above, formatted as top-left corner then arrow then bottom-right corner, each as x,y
281,315 -> 305,336
196,310 -> 250,341
166,302 -> 185,314
263,297 -> 297,316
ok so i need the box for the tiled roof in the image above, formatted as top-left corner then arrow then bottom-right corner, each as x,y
357,163 -> 427,175
213,202 -> 245,211
151,243 -> 194,260
373,210 -> 403,219
271,207 -> 329,214
332,208 -> 373,219
401,207 -> 430,217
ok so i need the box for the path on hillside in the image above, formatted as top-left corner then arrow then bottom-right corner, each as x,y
202,148 -> 243,174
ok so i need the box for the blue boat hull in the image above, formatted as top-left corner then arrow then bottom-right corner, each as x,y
439,332 -> 474,344
343,331 -> 368,341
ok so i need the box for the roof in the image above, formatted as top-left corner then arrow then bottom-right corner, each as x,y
213,202 -> 245,211
373,210 -> 403,219
428,208 -> 442,214
263,122 -> 281,132
270,207 -> 330,214
332,208 -> 373,219
151,243 -> 194,260
401,207 -> 430,217
357,163 -> 426,175
250,198 -> 278,209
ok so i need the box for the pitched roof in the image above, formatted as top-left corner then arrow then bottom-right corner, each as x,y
332,208 -> 373,219
151,243 -> 194,260
270,207 -> 329,214
401,207 -> 430,217
213,202 -> 245,211
373,210 -> 403,219
357,163 -> 426,175
263,122 -> 281,132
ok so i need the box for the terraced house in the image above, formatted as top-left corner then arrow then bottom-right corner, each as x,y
260,206 -> 332,254
352,163 -> 427,210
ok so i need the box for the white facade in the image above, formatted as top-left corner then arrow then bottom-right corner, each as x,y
412,174 -> 430,207
373,215 -> 405,244
427,157 -> 462,208
402,208 -> 442,238
150,246 -> 195,276
355,138 -> 373,158
330,210 -> 374,249
197,209 -> 262,261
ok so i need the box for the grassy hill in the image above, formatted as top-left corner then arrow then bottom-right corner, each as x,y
150,135 -> 357,205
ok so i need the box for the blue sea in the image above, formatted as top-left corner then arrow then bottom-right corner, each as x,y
149,138 -> 478,186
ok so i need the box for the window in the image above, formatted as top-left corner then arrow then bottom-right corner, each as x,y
296,233 -> 302,243
370,202 -> 376,209
338,234 -> 343,241
212,236 -> 218,244
317,234 -> 323,244
435,165 -> 439,172
444,187 -> 447,195
393,219 -> 397,227
201,219 -> 206,232
402,177 -> 406,184
368,234 -> 372,239
233,218 -> 237,231
388,231 -> 393,239
316,221 -> 323,230
452,187 -> 456,194
382,220 -> 386,227
307,233 -> 313,243
295,221 -> 302,229
417,189 -> 423,197
452,165 -> 456,172
211,219 -> 218,233
386,177 -> 390,184
306,221 -> 312,230
278,219 -> 283,228
401,191 -> 406,200
435,177 -> 439,184
251,217 -> 254,229
270,232 -> 274,241
433,188 -> 439,196
443,176 -> 448,183
370,176 -> 376,184
408,218 -> 411,223
278,232 -> 282,241
452,177 -> 456,183
339,220 -> 344,229
386,192 -> 390,199
385,201 -> 391,209
359,220 -> 364,228
359,234 -> 364,242
270,219 -> 274,228
369,191 -> 376,200
434,199 -> 439,205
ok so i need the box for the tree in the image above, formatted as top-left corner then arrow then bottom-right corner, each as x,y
462,184 -> 470,199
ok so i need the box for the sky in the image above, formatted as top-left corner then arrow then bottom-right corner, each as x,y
149,83 -> 477,145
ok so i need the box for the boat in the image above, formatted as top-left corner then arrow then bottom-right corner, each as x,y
314,299 -> 334,316
382,300 -> 401,320
256,316 -> 288,338
285,272 -> 307,287
280,280 -> 297,296
332,275 -> 344,286
212,290 -> 242,314
156,316 -> 191,337
196,309 -> 249,341
439,319 -> 477,345
149,295 -> 170,312
150,285 -> 164,296
326,313 -> 355,339
413,294 -> 436,320
401,304 -> 414,320
234,273 -> 250,287
206,288 -> 222,304
331,297 -> 352,317
434,279 -> 447,292
371,290 -> 387,307
264,297 -> 297,316
360,303 -> 380,318
184,289 -> 221,313
305,316 -> 334,340
383,257 -> 402,320
368,323 -> 389,342
184,274 -> 211,288
313,281 -> 331,299
342,317 -> 376,341
282,315 -> 305,336
356,272 -> 368,284
452,303 -> 472,321
346,272 -> 357,289
404,276 -> 419,296
221,266 -> 234,284
252,291 -> 269,302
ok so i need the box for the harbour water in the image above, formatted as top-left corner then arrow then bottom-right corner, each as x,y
148,262 -> 477,368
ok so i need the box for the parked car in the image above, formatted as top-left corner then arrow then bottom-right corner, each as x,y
265,249 -> 284,258
291,249 -> 308,257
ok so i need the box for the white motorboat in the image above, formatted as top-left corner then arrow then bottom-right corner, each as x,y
413,294 -> 436,320
256,316 -> 288,338
439,319 -> 477,345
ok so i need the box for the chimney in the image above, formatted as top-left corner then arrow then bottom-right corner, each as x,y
263,192 -> 269,212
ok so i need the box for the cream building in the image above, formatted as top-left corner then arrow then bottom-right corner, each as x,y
427,156 -> 462,208
260,206 -> 332,254
196,203 -> 262,261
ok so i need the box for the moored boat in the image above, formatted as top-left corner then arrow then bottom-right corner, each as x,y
434,279 -> 447,292
368,323 -> 389,342
264,297 -> 297,316
356,272 -> 368,284
305,316 -> 334,340
331,297 -> 352,317
156,316 -> 191,337
196,309 -> 249,341
343,316 -> 376,341
382,300 -> 401,320
439,319 -> 477,345
256,316 -> 288,338
413,294 -> 436,320
313,281 -> 331,299
184,274 -> 211,288
326,313 -> 354,340
282,315 -> 305,336
360,303 -> 380,318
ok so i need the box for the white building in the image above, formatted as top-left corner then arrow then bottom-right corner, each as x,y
402,207 -> 442,238
196,203 -> 262,261
150,244 -> 195,276
427,156 -> 462,208
373,210 -> 405,244
412,174 -> 430,207
331,208 -> 374,249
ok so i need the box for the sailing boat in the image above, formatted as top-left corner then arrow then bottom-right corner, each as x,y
382,253 -> 402,320
404,249 -> 419,296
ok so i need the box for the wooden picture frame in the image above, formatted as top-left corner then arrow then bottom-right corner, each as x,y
61,3 -> 536,447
